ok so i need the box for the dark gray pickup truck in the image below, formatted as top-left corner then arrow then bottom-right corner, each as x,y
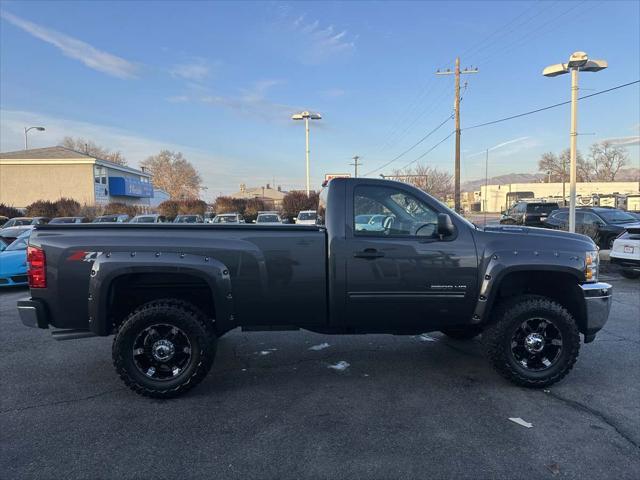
19,178 -> 612,398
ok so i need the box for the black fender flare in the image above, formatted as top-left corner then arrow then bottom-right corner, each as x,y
87,251 -> 233,335
473,248 -> 584,324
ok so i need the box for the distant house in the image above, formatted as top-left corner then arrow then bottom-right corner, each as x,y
0,146 -> 153,208
230,183 -> 287,209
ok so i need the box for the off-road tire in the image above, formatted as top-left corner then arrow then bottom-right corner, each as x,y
112,300 -> 217,398
440,326 -> 483,340
621,269 -> 640,279
483,295 -> 580,388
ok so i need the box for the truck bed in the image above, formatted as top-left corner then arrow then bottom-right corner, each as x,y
29,224 -> 328,331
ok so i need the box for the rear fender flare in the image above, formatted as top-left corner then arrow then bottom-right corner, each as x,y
87,251 -> 233,335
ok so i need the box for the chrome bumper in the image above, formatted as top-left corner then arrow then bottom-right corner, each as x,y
580,282 -> 612,341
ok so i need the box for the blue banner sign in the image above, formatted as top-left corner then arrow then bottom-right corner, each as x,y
109,177 -> 153,197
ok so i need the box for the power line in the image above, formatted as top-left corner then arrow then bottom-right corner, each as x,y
464,80 -> 640,131
399,130 -> 456,171
362,113 -> 454,176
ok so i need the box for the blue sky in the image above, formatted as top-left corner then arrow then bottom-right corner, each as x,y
1,0 -> 638,199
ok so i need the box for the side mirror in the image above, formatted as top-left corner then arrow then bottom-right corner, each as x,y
437,213 -> 455,238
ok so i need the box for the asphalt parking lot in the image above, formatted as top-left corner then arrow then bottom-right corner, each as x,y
1,272 -> 639,480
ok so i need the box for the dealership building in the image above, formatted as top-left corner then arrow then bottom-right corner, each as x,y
0,146 -> 155,209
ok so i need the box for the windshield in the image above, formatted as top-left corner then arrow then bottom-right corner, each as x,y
5,218 -> 31,227
527,203 -> 558,214
257,215 -> 280,223
599,210 -> 638,224
298,212 -> 316,221
6,232 -> 30,251
175,216 -> 197,223
213,215 -> 237,223
135,216 -> 156,223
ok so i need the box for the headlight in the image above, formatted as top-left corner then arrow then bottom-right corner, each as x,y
585,250 -> 599,282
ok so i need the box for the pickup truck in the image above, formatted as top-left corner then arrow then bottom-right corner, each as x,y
18,178 -> 612,398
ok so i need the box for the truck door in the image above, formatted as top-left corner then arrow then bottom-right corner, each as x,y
343,182 -> 478,332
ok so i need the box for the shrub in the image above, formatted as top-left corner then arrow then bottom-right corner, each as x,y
54,197 -> 81,217
281,191 -> 319,221
243,198 -> 266,223
158,200 -> 180,220
78,204 -> 103,221
25,200 -> 58,218
0,204 -> 23,218
103,202 -> 140,218
178,199 -> 207,216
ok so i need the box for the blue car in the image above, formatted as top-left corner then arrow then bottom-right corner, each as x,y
0,230 -> 30,287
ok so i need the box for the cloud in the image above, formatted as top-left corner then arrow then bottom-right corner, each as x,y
170,59 -> 211,81
322,88 -> 346,98
166,95 -> 189,103
599,135 -> 640,146
196,80 -> 302,122
0,109 -> 254,198
466,137 -> 537,160
1,11 -> 138,79
287,14 -> 356,64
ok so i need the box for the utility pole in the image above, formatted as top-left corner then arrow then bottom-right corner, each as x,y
350,155 -> 361,177
436,58 -> 478,212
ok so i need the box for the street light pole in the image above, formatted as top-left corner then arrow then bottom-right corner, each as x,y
569,67 -> 579,233
543,51 -> 607,233
24,126 -> 45,150
292,111 -> 322,197
305,117 -> 310,196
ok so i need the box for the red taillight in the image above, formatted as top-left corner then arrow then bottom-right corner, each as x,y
27,246 -> 47,288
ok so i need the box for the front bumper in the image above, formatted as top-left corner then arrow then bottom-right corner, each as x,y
17,298 -> 49,329
610,256 -> 640,271
580,282 -> 613,342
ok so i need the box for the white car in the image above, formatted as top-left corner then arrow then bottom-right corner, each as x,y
212,213 -> 245,224
295,210 -> 317,225
610,226 -> 640,279
255,212 -> 282,224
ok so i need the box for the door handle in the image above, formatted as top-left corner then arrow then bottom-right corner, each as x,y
354,248 -> 385,259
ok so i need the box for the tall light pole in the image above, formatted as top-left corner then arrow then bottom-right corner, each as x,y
24,126 -> 45,150
292,111 -> 322,196
543,51 -> 607,233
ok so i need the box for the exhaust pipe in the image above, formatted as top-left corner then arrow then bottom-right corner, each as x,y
51,329 -> 97,341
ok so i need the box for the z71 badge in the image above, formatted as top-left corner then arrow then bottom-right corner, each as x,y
66,251 -> 102,262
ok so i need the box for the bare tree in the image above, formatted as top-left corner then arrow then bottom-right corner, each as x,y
589,141 -> 629,181
141,150 -> 203,199
389,164 -> 453,201
60,137 -> 127,165
538,149 -> 591,182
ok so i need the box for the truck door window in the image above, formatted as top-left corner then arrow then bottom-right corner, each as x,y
354,185 -> 438,237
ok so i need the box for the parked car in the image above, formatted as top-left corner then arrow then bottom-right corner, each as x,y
93,214 -> 130,223
20,178 -> 611,398
130,214 -> 167,223
355,213 -> 390,232
49,217 -> 89,224
0,225 -> 34,243
609,226 -> 640,279
500,201 -> 559,226
211,213 -> 245,224
173,214 -> 204,223
255,212 -> 282,224
0,229 -> 31,287
295,210 -> 317,225
544,207 -> 640,249
2,217 -> 34,228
